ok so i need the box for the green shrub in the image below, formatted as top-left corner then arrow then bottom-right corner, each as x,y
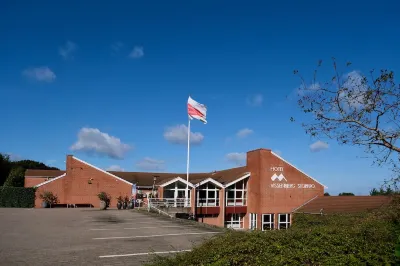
145,201 -> 400,266
0,187 -> 36,208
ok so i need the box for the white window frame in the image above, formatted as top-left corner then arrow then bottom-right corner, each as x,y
164,181 -> 191,207
278,213 -> 291,229
225,213 -> 244,229
196,182 -> 220,207
225,178 -> 248,206
249,213 -> 257,230
262,214 -> 275,231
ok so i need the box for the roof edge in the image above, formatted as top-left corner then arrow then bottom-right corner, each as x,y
194,178 -> 224,188
292,195 -> 320,213
271,151 -> 328,189
72,156 -> 133,186
34,173 -> 67,188
224,173 -> 251,188
159,176 -> 195,188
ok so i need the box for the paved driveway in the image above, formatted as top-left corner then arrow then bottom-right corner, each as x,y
0,208 -> 220,265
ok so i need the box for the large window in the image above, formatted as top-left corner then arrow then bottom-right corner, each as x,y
225,213 -> 244,229
163,181 -> 191,207
225,178 -> 248,206
278,213 -> 291,229
262,214 -> 274,230
196,182 -> 220,207
249,213 -> 257,230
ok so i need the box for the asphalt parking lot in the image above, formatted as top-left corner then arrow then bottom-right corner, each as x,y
0,208 -> 221,266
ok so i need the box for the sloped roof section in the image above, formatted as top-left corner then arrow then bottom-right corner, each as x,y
25,169 -> 66,177
294,196 -> 393,214
271,151 -> 327,188
24,166 -> 248,187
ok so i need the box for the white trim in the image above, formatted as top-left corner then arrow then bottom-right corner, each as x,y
262,214 -> 275,231
159,176 -> 194,188
271,152 -> 328,189
34,174 -> 66,188
292,195 -> 320,213
249,213 -> 257,230
224,173 -> 250,188
73,156 -> 133,186
194,178 -> 223,188
278,213 -> 291,229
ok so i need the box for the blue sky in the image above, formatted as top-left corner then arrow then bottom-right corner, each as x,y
1,1 -> 399,195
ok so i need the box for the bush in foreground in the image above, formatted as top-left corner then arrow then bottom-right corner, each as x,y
145,200 -> 400,266
0,187 -> 36,208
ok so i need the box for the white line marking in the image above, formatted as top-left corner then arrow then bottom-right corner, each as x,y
89,225 -> 182,231
99,249 -> 191,258
93,231 -> 220,240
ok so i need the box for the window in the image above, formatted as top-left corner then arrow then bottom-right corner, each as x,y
249,213 -> 257,230
225,178 -> 248,206
278,213 -> 291,229
163,181 -> 191,207
262,214 -> 274,230
196,182 -> 220,207
225,213 -> 244,229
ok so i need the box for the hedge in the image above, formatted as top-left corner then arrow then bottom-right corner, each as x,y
145,198 -> 400,266
0,187 -> 36,208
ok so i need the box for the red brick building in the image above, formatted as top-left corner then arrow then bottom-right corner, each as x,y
25,148 -> 327,230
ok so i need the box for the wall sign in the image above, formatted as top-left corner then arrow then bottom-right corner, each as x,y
270,166 -> 284,172
271,183 -> 316,189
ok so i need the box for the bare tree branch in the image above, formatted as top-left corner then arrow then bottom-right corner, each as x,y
292,58 -> 400,174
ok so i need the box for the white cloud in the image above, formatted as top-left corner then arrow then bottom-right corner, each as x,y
70,127 -> 131,159
107,165 -> 125,171
236,128 -> 253,138
339,71 -> 368,109
310,140 -> 329,152
6,153 -> 23,161
22,67 -> 56,82
111,42 -> 124,53
164,124 -> 204,145
129,46 -> 144,58
136,157 -> 165,171
225,152 -> 246,166
246,94 -> 263,106
59,41 -> 77,60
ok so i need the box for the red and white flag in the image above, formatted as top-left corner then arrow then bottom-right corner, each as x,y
187,96 -> 207,124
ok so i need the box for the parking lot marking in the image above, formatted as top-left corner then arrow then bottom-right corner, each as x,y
89,225 -> 182,231
99,249 -> 192,258
93,231 -> 220,240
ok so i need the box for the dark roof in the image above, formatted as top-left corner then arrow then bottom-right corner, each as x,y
24,167 -> 249,187
294,196 -> 393,214
25,169 -> 66,177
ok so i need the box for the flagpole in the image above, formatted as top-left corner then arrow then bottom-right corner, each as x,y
186,116 -> 191,207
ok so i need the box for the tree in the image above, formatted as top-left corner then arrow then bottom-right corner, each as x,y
370,186 -> 399,196
0,153 -> 59,186
11,160 -> 59,170
3,167 -> 26,187
292,58 -> 400,187
324,192 -> 330,196
0,153 -> 12,186
338,192 -> 355,196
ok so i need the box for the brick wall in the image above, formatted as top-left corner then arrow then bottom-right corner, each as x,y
246,149 -> 324,229
25,177 -> 48,187
34,155 -> 132,208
